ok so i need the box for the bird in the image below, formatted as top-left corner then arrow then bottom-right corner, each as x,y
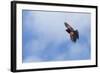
64,22 -> 79,42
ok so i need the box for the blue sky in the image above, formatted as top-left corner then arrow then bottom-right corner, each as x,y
22,10 -> 91,63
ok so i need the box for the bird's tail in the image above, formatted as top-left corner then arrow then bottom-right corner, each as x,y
75,30 -> 79,39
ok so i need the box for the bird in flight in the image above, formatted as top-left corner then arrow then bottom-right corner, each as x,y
64,22 -> 79,42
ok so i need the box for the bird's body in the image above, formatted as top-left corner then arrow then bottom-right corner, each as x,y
64,22 -> 79,42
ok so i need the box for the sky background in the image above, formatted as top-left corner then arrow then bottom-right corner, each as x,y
22,10 -> 91,63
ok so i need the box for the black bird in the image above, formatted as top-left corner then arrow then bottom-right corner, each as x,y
64,22 -> 79,42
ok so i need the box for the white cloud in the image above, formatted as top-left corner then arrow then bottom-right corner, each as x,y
24,39 -> 48,55
23,56 -> 43,62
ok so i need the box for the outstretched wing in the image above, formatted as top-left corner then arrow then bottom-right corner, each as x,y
64,22 -> 69,28
64,22 -> 74,31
